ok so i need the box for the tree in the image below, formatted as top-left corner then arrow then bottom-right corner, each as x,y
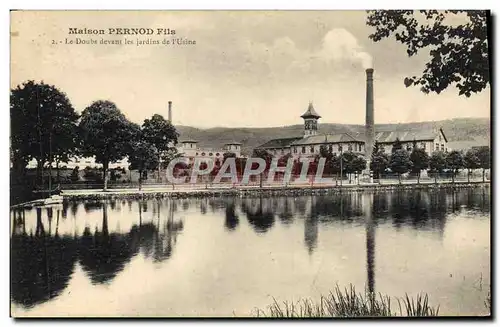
445,150 -> 464,183
371,147 -> 390,184
79,100 -> 139,191
410,147 -> 430,184
391,138 -> 403,154
476,146 -> 490,182
10,81 -> 79,185
128,140 -> 159,191
142,114 -> 179,181
464,149 -> 480,182
342,151 -> 359,184
429,151 -> 447,184
252,149 -> 273,187
70,166 -> 80,183
352,155 -> 367,185
367,10 -> 489,97
390,149 -> 412,184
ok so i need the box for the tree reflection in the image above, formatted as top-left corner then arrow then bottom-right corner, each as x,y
241,197 -> 275,233
11,207 -> 78,308
78,203 -> 136,284
224,198 -> 239,231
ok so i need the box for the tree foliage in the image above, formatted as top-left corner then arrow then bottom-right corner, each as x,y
475,146 -> 490,181
79,100 -> 138,190
429,151 -> 447,183
367,10 -> 489,97
142,114 -> 179,153
10,81 -> 79,176
391,138 -> 403,154
390,149 -> 412,183
128,140 -> 159,189
371,143 -> 390,180
409,147 -> 430,180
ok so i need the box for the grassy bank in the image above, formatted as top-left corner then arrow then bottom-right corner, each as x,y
253,284 -> 441,318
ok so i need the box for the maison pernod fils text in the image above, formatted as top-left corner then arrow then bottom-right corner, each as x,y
68,27 -> 176,35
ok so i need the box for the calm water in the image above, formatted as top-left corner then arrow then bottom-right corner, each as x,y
11,189 -> 490,317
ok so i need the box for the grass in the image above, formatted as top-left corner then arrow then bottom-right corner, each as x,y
253,284 -> 439,318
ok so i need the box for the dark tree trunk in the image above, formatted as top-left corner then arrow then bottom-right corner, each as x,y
103,161 -> 109,191
467,169 -> 470,183
139,169 -> 143,191
398,173 -> 401,185
452,170 -> 455,183
417,171 -> 420,184
56,159 -> 60,183
483,168 -> 485,182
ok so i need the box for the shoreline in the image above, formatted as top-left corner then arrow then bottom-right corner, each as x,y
12,181 -> 489,208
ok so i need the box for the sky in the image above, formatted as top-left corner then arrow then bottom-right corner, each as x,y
10,10 -> 491,128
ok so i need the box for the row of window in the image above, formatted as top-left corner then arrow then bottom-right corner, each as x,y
435,143 -> 446,152
195,152 -> 221,157
290,143 -> 363,154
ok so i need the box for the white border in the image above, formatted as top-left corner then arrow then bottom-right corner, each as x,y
2,1 -> 497,326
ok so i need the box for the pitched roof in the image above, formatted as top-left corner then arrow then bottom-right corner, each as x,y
292,133 -> 363,146
300,102 -> 321,119
224,141 -> 242,145
180,139 -> 198,143
257,137 -> 303,149
373,129 -> 440,143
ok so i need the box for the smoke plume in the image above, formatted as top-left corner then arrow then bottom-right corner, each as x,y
320,28 -> 373,69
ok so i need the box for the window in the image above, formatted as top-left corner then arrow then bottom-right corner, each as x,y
338,144 -> 342,152
216,153 -> 220,156
281,149 -> 284,154
293,147 -> 297,154
209,152 -> 213,156
196,152 -> 199,156
436,143 -> 440,151
310,146 -> 314,153
348,144 -> 352,151
201,152 -> 206,156
441,144 -> 445,152
190,144 -> 193,148
302,147 -> 306,154
406,144 -> 412,151
358,144 -> 362,151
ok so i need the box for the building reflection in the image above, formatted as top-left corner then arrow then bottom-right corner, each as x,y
304,196 -> 318,255
364,193 -> 376,294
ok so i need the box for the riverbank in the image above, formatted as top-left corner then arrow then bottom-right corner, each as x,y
61,181 -> 490,202
11,181 -> 489,209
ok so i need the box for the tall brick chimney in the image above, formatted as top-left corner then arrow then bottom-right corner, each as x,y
168,101 -> 172,123
365,68 -> 375,163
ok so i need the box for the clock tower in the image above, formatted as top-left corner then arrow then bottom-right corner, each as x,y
301,102 -> 321,138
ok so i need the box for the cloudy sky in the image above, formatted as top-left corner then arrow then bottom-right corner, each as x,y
11,10 -> 490,128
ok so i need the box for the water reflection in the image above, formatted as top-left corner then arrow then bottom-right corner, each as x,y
10,188 -> 490,312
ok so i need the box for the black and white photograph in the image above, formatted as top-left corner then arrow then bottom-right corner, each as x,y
9,9 -> 491,318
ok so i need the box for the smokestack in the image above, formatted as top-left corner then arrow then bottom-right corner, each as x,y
365,68 -> 374,160
168,101 -> 172,123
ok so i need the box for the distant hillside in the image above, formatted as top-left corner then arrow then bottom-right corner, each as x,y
176,118 -> 490,155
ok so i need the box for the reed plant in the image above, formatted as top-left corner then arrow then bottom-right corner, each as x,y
254,284 -> 439,318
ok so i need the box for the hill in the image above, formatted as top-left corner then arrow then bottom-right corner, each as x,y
176,118 -> 490,155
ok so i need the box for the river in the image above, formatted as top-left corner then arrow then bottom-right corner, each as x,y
10,188 -> 490,317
